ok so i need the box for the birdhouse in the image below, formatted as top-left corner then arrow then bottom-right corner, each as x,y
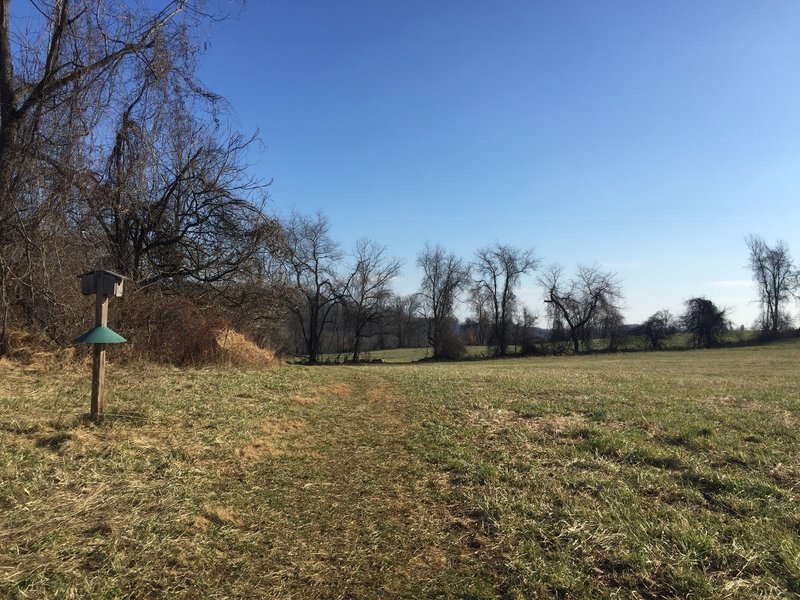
79,270 -> 125,298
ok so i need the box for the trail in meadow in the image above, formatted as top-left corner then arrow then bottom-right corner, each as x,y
235,367 -> 478,599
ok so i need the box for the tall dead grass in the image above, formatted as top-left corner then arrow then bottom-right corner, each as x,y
4,289 -> 280,368
213,328 -> 277,367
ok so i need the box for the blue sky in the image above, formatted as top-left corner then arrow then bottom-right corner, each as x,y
199,0 -> 800,325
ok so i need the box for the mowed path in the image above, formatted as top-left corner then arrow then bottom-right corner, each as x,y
236,368 -> 473,598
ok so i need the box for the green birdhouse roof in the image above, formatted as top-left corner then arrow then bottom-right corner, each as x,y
75,326 -> 127,344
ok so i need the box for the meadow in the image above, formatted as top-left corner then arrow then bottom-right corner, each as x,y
1,341 -> 798,598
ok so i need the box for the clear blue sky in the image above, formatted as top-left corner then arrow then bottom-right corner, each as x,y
199,0 -> 800,325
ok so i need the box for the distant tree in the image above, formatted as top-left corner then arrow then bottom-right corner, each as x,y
282,213 -> 342,364
597,304 -> 626,352
517,306 -> 539,355
576,298 -> 625,352
341,239 -> 402,362
466,284 -> 492,346
389,293 -> 422,348
472,243 -> 539,356
545,305 -> 570,355
458,318 -> 478,346
539,264 -> 623,354
681,297 -> 730,348
640,309 -> 676,350
746,235 -> 799,337
417,243 -> 470,359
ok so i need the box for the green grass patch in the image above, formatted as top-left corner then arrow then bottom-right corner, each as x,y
1,341 -> 799,597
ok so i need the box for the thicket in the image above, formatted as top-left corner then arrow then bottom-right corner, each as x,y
0,0 -> 287,365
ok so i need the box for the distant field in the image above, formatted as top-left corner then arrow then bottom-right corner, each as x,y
1,341 -> 799,598
319,330 -> 759,363
326,345 -> 499,363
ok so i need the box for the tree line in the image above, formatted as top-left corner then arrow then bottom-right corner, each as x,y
1,0 -> 798,363
276,213 -> 800,363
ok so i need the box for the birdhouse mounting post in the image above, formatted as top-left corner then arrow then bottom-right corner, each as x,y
91,275 -> 110,420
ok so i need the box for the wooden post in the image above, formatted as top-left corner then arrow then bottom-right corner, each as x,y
90,270 -> 109,421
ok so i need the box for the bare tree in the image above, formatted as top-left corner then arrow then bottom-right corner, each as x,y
1,0 -> 191,224
466,283 -> 492,346
639,309 -> 676,350
1,0 -> 192,176
282,213 -> 342,364
539,264 -> 623,354
81,112 -> 270,286
417,243 -> 470,359
682,297 -> 729,348
746,235 -> 798,337
472,243 -> 539,356
341,239 -> 402,362
388,293 -> 422,348
596,303 -> 626,352
516,305 -> 539,355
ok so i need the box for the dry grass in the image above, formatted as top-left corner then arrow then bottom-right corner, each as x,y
213,329 -> 277,367
234,417 -> 307,460
0,328 -> 78,371
291,382 -> 353,405
1,341 -> 799,598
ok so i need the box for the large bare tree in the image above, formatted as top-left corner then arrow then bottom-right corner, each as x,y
341,239 -> 402,362
282,213 -> 342,364
472,243 -> 539,356
417,243 -> 470,359
81,107 -> 270,286
539,264 -> 623,354
746,235 -> 798,336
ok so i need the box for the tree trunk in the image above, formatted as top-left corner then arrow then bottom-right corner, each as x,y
0,0 -> 17,222
307,308 -> 319,364
772,295 -> 779,336
351,333 -> 362,363
571,332 -> 580,354
0,259 -> 9,356
429,318 -> 439,358
497,319 -> 508,356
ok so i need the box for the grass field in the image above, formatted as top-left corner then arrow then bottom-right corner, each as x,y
321,345 -> 498,363
1,341 -> 799,598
